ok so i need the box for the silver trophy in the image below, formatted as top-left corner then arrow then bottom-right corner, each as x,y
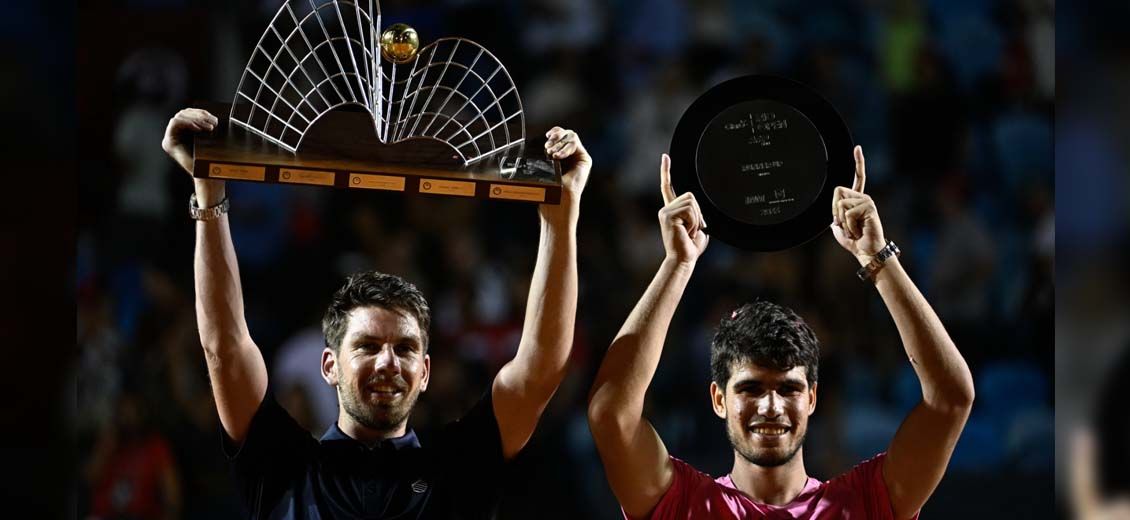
194,0 -> 560,204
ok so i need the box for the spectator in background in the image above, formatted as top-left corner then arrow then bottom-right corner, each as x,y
272,325 -> 340,434
113,48 -> 187,227
877,0 -> 927,94
76,292 -> 126,441
84,389 -> 182,520
928,174 -> 996,328
618,59 -> 697,196
519,0 -> 603,54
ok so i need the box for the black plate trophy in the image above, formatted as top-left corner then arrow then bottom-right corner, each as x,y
192,0 -> 561,204
670,75 -> 854,251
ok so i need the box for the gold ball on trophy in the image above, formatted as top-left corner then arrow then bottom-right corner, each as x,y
380,23 -> 420,64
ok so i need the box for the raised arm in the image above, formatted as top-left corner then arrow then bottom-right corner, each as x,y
162,108 -> 268,444
832,146 -> 975,519
491,127 -> 591,459
587,154 -> 709,518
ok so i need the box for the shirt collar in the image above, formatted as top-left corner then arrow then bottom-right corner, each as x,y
320,422 -> 421,450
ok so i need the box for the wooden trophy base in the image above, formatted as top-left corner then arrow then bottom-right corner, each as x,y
192,102 -> 561,204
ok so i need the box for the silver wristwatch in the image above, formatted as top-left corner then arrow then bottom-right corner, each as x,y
856,240 -> 900,282
189,193 -> 230,221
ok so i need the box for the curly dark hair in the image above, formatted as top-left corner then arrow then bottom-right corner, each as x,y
322,271 -> 431,352
710,300 -> 819,387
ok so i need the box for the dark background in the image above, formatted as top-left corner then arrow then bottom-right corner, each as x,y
66,0 -> 1055,518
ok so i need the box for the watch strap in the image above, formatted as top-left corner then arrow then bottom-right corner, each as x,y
190,193 -> 230,221
856,240 -> 900,282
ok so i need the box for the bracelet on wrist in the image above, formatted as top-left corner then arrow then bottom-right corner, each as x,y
856,240 -> 900,283
189,193 -> 230,221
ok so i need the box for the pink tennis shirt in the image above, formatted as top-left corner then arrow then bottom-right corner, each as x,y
629,453 -> 919,519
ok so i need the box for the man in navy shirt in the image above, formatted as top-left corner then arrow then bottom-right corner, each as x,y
162,107 -> 591,518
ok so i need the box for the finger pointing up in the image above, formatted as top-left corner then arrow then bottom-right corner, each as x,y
660,154 -> 676,204
853,145 -> 866,194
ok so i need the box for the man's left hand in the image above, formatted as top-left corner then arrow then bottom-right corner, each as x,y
540,126 -> 591,221
831,145 -> 887,265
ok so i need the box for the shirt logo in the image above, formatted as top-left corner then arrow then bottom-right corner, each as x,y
411,479 -> 429,494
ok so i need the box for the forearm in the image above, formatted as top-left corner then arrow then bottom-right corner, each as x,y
872,258 -> 974,410
513,213 -> 578,388
587,259 -> 690,520
589,258 -> 694,425
192,180 -> 252,352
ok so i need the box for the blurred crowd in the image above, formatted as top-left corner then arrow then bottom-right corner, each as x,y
75,0 -> 1054,518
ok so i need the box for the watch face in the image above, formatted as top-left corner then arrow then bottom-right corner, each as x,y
670,75 -> 854,252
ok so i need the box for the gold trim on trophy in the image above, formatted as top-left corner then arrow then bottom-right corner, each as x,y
210,164 -> 265,181
280,168 -> 335,186
489,184 -> 546,202
349,173 -> 407,192
419,179 -> 476,197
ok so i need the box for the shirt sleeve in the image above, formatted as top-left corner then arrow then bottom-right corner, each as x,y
624,456 -> 713,520
220,389 -> 318,518
432,385 -> 507,515
436,386 -> 505,469
830,452 -> 920,520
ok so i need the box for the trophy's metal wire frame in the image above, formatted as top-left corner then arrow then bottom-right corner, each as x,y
230,0 -> 526,170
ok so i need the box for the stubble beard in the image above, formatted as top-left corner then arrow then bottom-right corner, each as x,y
728,424 -> 806,468
338,381 -> 418,432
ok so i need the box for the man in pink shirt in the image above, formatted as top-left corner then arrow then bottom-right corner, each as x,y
587,148 -> 975,519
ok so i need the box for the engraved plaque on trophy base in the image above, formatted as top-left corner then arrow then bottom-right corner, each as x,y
193,102 -> 562,204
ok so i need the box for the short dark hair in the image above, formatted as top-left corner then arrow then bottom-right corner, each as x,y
710,301 -> 819,387
322,271 -> 431,352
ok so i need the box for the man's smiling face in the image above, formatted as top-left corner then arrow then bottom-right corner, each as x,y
327,305 -> 430,433
711,362 -> 816,467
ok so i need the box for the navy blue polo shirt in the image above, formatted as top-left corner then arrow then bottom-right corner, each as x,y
222,386 -> 506,519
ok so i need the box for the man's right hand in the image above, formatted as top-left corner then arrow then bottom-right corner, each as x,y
658,153 -> 709,265
162,108 -> 224,204
162,108 -> 217,175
